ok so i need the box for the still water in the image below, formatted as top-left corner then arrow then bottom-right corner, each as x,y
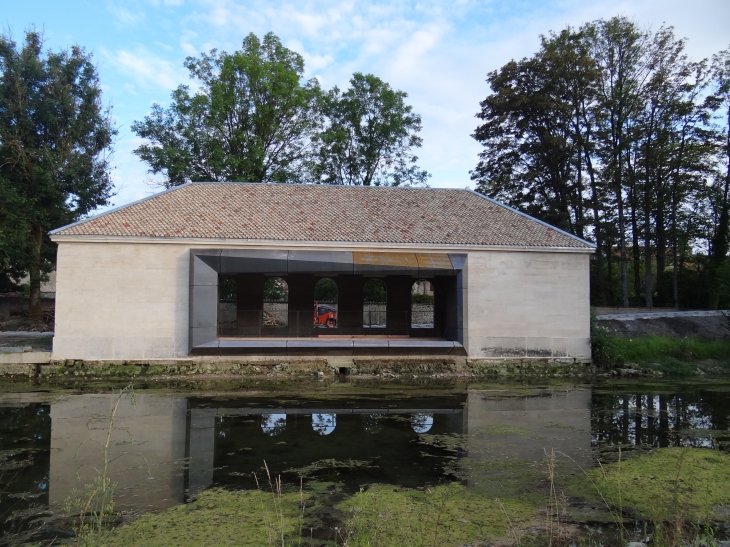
1,379 -> 729,544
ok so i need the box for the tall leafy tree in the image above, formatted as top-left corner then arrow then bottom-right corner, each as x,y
472,17 -> 723,309
311,73 -> 429,186
588,17 -> 650,308
471,41 -> 577,231
132,33 -> 321,186
0,31 -> 115,318
707,47 -> 730,308
639,29 -> 712,307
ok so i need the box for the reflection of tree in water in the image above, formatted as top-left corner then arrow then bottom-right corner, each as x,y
363,413 -> 383,434
411,413 -> 434,434
591,391 -> 730,451
312,413 -> 336,435
0,404 -> 51,539
260,414 -> 286,436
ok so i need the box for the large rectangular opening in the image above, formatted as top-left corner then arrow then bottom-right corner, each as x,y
190,250 -> 466,355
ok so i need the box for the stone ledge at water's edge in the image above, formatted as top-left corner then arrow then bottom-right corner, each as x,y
0,355 -> 591,379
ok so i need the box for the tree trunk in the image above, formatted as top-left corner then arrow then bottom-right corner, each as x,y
710,106 -> 730,309
655,172 -> 666,306
625,149 -> 641,305
618,192 -> 629,308
584,148 -> 606,305
644,178 -> 654,309
615,147 -> 629,307
671,195 -> 679,309
29,223 -> 44,321
643,114 -> 655,309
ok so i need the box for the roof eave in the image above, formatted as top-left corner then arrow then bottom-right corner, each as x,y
49,233 -> 595,253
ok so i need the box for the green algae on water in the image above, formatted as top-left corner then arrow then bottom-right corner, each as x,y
105,488 -> 310,547
572,447 -> 730,522
336,482 -> 537,546
104,483 -> 538,547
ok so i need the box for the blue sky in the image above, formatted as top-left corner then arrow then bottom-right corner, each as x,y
4,0 -> 729,209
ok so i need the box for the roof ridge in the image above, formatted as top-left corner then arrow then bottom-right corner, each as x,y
190,181 -> 467,190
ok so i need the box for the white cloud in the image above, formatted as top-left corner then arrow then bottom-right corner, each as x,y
148,0 -> 185,6
94,0 -> 730,205
106,1 -> 146,26
106,46 -> 188,90
180,30 -> 198,56
154,41 -> 174,51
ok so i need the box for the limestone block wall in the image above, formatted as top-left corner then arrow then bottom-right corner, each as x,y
465,250 -> 591,359
52,242 -> 189,360
51,240 -> 591,361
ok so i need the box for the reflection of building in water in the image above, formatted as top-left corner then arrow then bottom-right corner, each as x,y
49,394 -> 187,511
1,388 -> 592,527
464,388 -> 592,467
312,413 -> 336,435
188,404 -> 465,494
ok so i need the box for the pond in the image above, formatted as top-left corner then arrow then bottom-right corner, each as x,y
1,378 -> 729,546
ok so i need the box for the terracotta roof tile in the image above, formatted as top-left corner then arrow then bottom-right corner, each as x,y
51,183 -> 593,249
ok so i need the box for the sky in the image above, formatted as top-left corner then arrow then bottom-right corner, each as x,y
3,0 -> 729,209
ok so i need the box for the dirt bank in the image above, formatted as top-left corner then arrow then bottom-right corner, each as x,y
598,314 -> 730,339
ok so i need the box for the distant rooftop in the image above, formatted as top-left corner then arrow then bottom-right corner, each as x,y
51,182 -> 593,249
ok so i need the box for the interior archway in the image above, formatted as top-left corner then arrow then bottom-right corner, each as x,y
313,278 -> 338,328
411,280 -> 434,328
263,277 -> 288,328
363,278 -> 386,328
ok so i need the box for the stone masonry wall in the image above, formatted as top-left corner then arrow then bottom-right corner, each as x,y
466,250 -> 591,360
51,241 -> 591,361
52,242 -> 189,359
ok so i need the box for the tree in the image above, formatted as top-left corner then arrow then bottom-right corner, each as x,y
132,33 -> 321,186
472,17 -> 721,309
0,31 -> 115,318
311,73 -> 429,186
471,28 -> 600,234
588,17 -> 650,308
707,47 -> 730,308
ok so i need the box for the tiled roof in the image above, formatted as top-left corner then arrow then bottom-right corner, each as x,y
51,183 -> 593,249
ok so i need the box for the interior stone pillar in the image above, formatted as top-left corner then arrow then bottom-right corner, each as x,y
236,274 -> 264,335
433,276 -> 459,341
337,275 -> 364,335
286,275 -> 316,337
385,276 -> 412,336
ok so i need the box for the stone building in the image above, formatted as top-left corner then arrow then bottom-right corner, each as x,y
49,182 -> 594,361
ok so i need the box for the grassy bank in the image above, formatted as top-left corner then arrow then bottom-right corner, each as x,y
592,331 -> 730,374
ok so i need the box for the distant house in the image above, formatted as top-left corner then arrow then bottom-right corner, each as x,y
49,183 -> 594,361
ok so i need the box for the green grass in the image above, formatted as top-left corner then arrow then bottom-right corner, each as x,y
611,336 -> 730,362
592,331 -> 730,373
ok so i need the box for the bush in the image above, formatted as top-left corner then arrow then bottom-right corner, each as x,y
411,293 -> 434,305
